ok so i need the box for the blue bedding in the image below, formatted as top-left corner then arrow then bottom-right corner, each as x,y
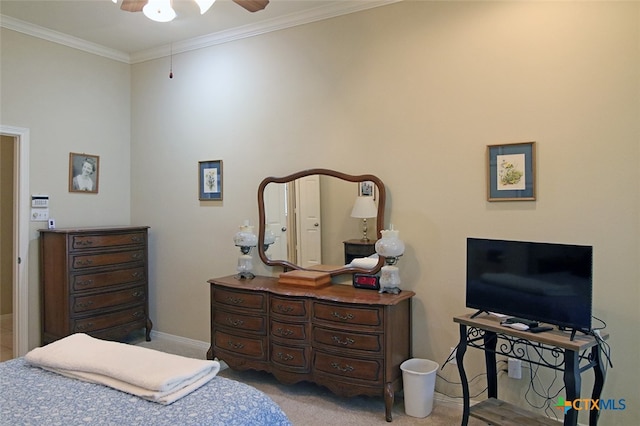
0,358 -> 291,426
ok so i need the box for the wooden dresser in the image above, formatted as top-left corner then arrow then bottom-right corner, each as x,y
207,275 -> 414,422
39,226 -> 152,344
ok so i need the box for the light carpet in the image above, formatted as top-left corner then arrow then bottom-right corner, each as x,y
136,333 -> 485,425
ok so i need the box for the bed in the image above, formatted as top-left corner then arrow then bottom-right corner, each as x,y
0,354 -> 291,426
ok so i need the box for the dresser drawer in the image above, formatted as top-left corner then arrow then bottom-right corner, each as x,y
72,267 -> 146,292
313,350 -> 383,382
271,343 -> 310,370
271,320 -> 307,341
270,296 -> 308,318
213,309 -> 266,334
71,232 -> 146,251
72,305 -> 147,333
312,326 -> 382,353
213,288 -> 266,311
72,285 -> 146,314
213,330 -> 267,360
313,302 -> 383,328
71,249 -> 145,270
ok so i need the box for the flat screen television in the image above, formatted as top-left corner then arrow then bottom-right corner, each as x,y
466,238 -> 593,333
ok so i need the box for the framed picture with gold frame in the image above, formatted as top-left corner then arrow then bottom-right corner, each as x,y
69,152 -> 99,194
487,142 -> 536,201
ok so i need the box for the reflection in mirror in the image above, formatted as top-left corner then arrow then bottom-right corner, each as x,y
258,169 -> 385,276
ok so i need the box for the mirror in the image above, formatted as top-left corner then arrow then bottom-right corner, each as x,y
257,169 -> 386,276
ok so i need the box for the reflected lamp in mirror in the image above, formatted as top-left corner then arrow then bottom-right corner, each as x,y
233,220 -> 258,279
351,196 -> 378,241
374,227 -> 405,294
263,228 -> 276,254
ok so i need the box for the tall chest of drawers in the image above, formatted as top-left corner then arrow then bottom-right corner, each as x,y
39,226 -> 153,344
208,275 -> 414,422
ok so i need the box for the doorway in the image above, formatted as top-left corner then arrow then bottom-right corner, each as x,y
0,126 -> 30,358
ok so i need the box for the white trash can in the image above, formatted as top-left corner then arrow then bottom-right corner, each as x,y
400,358 -> 439,418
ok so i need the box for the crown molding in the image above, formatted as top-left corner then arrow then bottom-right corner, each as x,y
1,1 -> 400,65
0,14 -> 131,63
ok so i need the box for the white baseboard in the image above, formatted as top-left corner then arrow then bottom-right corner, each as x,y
149,330 -> 210,352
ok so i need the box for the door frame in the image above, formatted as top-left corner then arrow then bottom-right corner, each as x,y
1,125 -> 30,356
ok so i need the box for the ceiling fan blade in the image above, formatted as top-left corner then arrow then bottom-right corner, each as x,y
120,0 -> 147,13
232,0 -> 269,13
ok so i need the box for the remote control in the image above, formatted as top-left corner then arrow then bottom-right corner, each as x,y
529,326 -> 553,333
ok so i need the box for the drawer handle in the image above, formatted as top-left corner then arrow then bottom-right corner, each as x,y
275,305 -> 293,313
332,336 -> 355,346
274,328 -> 293,336
131,272 -> 143,278
132,310 -> 145,318
226,317 -> 244,327
76,322 -> 94,331
331,312 -> 354,321
330,362 -> 354,373
131,236 -> 143,243
132,291 -> 145,298
225,296 -> 244,305
76,279 -> 94,287
131,253 -> 143,260
76,239 -> 94,247
75,259 -> 94,267
76,301 -> 94,309
276,352 -> 294,361
226,340 -> 244,350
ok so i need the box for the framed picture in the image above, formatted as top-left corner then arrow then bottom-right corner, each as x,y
199,160 -> 223,201
358,181 -> 375,198
487,142 -> 536,201
69,153 -> 99,193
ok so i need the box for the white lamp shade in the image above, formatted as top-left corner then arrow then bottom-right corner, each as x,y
350,196 -> 377,219
375,229 -> 405,257
194,0 -> 216,14
233,222 -> 258,247
143,0 -> 176,22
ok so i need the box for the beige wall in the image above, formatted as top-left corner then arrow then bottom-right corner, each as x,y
0,30 -> 132,345
1,1 -> 638,424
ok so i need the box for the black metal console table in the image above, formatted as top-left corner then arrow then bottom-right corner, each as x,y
454,313 -> 607,426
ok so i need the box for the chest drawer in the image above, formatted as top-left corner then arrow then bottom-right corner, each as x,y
72,267 -> 145,292
271,320 -> 308,341
72,305 -> 146,333
71,232 -> 146,251
270,296 -> 308,318
71,249 -> 145,270
271,343 -> 310,370
313,302 -> 383,328
213,309 -> 266,334
313,350 -> 383,382
213,288 -> 266,311
213,330 -> 267,360
72,285 -> 146,314
312,326 -> 382,353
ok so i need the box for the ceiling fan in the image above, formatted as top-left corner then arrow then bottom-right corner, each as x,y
119,0 -> 270,23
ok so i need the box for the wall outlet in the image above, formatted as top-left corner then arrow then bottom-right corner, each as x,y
508,357 -> 522,379
450,347 -> 457,365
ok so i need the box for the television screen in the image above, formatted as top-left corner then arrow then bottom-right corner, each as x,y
466,238 -> 593,331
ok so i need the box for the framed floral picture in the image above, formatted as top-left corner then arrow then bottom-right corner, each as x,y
487,142 -> 536,201
199,160 -> 223,201
69,152 -> 99,194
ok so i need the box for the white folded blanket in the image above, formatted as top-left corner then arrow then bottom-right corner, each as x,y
25,333 -> 220,405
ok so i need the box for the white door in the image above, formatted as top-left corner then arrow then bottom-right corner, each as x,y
295,175 -> 322,268
263,183 -> 288,261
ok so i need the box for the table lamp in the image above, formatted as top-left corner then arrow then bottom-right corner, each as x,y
350,196 -> 377,241
233,220 -> 258,279
374,226 -> 405,294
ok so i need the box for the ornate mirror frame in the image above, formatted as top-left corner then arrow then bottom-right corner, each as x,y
257,168 -> 386,276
